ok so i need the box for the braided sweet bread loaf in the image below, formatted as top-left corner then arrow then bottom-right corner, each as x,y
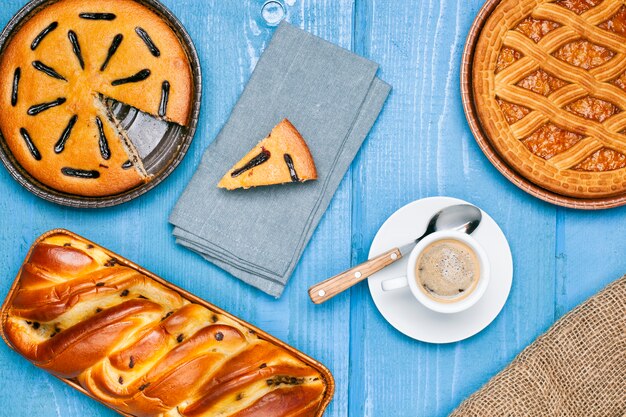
1,231 -> 331,417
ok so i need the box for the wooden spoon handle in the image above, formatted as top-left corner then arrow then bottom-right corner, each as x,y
308,248 -> 402,304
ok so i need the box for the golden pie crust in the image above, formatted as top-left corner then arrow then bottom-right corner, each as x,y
0,0 -> 193,197
473,0 -> 626,198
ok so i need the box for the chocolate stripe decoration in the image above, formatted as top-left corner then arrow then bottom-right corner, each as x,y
135,27 -> 161,57
54,115 -> 78,154
231,149 -> 271,178
68,30 -> 85,70
79,13 -> 116,20
27,98 -> 66,116
284,154 -> 300,182
19,128 -> 42,160
95,116 -> 111,160
122,160 -> 133,170
100,34 -> 123,71
112,69 -> 151,86
31,22 -> 58,50
11,68 -> 20,107
159,81 -> 170,117
61,167 -> 100,179
33,61 -> 67,81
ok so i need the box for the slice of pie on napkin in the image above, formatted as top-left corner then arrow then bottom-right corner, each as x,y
218,119 -> 317,190
170,22 -> 390,297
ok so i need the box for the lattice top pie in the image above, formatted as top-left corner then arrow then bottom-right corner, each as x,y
473,0 -> 626,198
0,0 -> 193,197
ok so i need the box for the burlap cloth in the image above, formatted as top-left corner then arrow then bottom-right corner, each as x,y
450,276 -> 626,417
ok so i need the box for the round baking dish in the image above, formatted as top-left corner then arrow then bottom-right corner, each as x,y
461,0 -> 626,210
0,0 -> 202,208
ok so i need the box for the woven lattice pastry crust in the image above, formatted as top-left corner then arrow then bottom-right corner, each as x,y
1,232 -> 328,417
0,0 -> 193,197
473,0 -> 626,198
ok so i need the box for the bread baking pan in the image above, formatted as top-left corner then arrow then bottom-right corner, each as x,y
0,0 -> 202,208
0,229 -> 335,416
461,0 -> 626,210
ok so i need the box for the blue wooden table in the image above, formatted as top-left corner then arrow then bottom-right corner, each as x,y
1,1 -> 625,416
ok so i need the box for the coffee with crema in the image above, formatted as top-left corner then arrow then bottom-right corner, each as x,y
415,239 -> 479,303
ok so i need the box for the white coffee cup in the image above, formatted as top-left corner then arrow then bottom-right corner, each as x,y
381,231 -> 490,314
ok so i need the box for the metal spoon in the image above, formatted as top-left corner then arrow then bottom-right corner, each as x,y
308,204 -> 483,304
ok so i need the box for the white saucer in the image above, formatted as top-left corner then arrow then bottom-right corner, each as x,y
367,197 -> 513,343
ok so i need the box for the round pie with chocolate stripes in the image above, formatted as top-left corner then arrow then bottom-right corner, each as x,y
473,0 -> 626,198
0,0 -> 193,197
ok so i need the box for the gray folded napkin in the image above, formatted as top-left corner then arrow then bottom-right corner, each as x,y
169,21 -> 390,297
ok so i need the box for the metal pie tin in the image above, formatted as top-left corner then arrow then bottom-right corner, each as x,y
0,0 -> 202,208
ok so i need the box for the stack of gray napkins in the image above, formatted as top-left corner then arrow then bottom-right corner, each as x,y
170,22 -> 390,298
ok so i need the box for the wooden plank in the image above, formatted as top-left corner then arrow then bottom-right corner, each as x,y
350,0 -> 558,415
242,4 -> 357,417
0,1 -> 354,416
555,206 -> 626,319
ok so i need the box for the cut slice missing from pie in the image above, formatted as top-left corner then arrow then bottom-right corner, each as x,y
218,119 -> 318,190
0,0 -> 193,197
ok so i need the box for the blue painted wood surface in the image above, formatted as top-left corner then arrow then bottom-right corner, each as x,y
1,0 -> 625,416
